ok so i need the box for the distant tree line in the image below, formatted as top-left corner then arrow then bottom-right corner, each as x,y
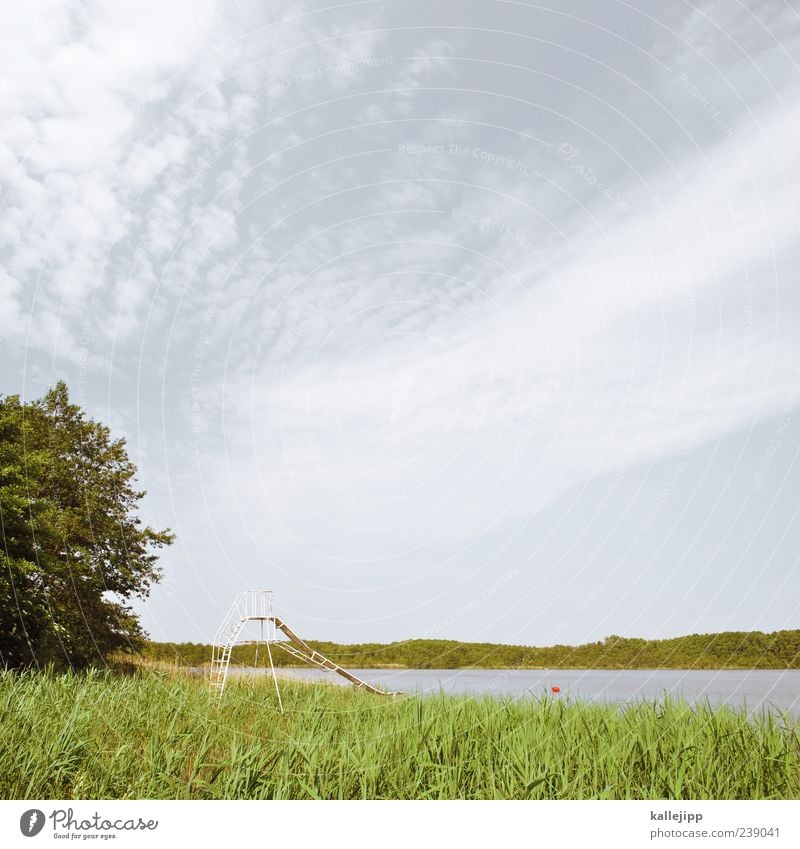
141,629 -> 800,670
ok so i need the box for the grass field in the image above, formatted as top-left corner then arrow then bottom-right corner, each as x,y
1,668 -> 798,799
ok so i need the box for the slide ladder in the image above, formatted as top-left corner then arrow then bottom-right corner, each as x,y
210,592 -> 257,698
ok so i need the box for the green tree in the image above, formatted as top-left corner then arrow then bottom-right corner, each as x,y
0,382 -> 173,669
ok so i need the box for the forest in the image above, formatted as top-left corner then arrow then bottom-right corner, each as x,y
141,628 -> 800,670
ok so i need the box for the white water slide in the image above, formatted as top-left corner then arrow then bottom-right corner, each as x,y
210,591 -> 397,708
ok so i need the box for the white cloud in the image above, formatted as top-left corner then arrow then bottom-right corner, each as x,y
206,88 -> 800,566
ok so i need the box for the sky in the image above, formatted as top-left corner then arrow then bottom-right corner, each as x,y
1,0 -> 799,647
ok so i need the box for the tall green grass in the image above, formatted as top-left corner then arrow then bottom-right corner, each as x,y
1,668 -> 797,799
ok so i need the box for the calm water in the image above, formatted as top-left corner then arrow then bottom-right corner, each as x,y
229,667 -> 800,714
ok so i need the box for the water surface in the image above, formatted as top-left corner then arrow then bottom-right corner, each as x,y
228,666 -> 800,714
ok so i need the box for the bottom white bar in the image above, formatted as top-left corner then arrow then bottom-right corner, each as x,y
2,800 -> 798,848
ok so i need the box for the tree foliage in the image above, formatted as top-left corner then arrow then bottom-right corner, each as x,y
0,382 -> 173,669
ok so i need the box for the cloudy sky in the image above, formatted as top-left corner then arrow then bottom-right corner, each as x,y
2,0 -> 799,647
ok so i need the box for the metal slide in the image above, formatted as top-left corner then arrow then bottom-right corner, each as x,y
210,590 -> 397,700
269,616 -> 392,695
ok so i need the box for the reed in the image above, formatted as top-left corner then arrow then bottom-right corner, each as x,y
1,668 -> 797,799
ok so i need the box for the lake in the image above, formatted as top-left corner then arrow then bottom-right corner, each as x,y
228,666 -> 800,714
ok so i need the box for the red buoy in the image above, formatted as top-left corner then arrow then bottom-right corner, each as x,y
551,686 -> 561,693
